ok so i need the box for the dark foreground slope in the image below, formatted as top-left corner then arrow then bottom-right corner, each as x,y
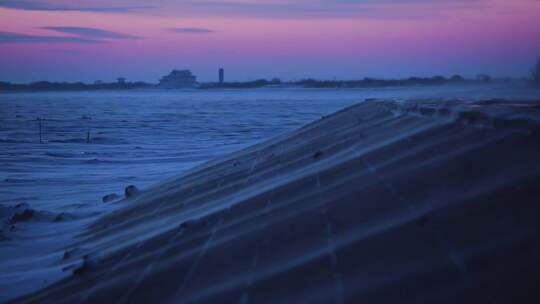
14,100 -> 540,303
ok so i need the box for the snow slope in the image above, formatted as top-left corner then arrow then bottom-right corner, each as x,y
9,99 -> 540,303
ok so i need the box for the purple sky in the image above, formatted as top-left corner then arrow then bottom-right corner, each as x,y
1,0 -> 540,83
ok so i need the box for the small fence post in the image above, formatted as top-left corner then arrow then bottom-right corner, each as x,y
38,117 -> 43,144
85,115 -> 91,144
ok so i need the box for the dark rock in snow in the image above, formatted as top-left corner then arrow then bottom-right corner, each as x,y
63,248 -> 79,260
53,212 -> 74,222
10,208 -> 34,224
53,213 -> 65,222
15,202 -> 29,209
313,150 -> 324,159
102,193 -> 120,203
73,255 -> 91,275
124,185 -> 139,198
180,220 -> 195,229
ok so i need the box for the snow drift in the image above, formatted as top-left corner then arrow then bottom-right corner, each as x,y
9,99 -> 540,303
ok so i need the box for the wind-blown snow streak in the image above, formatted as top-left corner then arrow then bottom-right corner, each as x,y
12,99 -> 540,303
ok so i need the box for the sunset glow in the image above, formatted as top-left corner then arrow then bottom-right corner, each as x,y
1,0 -> 540,82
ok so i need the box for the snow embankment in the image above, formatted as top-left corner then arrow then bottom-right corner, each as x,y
11,99 -> 540,303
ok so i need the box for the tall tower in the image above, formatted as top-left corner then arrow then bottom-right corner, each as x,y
219,68 -> 224,83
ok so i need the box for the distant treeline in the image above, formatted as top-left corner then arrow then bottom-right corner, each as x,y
200,75 -> 497,89
200,78 -> 282,89
0,81 -> 153,92
0,74 -> 525,92
295,75 -> 469,88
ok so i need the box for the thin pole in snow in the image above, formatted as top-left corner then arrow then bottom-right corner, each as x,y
38,117 -> 43,144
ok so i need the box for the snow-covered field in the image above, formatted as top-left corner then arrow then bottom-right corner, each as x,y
0,84 -> 539,302
2,84 -> 537,212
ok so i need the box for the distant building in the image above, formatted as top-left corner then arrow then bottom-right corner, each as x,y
476,74 -> 492,83
158,70 -> 197,88
117,77 -> 126,84
219,68 -> 224,83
